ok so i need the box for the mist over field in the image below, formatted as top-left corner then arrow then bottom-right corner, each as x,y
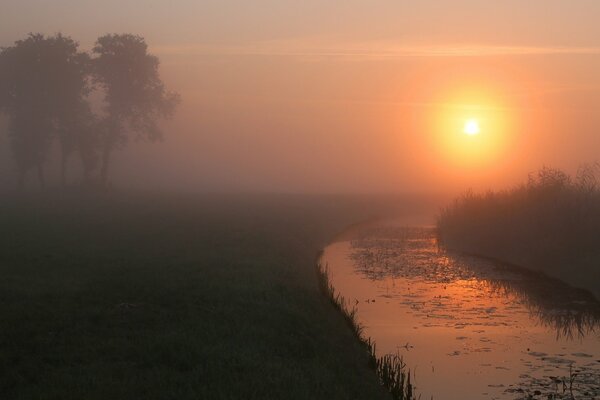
2,2 -> 600,400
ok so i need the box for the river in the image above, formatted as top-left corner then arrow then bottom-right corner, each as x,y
320,220 -> 600,399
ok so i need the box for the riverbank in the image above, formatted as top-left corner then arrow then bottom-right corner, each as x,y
437,167 -> 600,299
0,193 -> 434,399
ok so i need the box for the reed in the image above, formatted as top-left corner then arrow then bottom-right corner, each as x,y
437,165 -> 600,299
316,261 -> 417,400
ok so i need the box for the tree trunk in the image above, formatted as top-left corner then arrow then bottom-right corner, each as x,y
60,149 -> 68,188
79,150 -> 91,185
82,160 -> 91,185
76,136 -> 94,186
100,119 -> 120,188
37,164 -> 45,189
100,141 -> 112,188
17,169 -> 25,192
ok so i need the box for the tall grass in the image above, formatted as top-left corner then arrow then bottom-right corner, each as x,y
316,261 -> 416,400
437,165 -> 600,298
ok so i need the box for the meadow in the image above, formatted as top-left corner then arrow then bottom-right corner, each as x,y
437,166 -> 600,299
0,192 -> 426,399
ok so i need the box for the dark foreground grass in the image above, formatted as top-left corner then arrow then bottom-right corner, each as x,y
437,166 -> 600,299
0,192 -> 416,400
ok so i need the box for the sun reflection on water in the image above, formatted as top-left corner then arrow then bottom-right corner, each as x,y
323,225 -> 600,400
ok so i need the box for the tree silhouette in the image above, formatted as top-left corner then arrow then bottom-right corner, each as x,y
0,33 -> 90,188
58,101 -> 101,186
92,34 -> 180,186
0,34 -> 54,188
0,33 -> 179,189
49,35 -> 92,186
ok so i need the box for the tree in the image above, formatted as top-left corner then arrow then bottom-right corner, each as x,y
48,35 -> 92,186
92,34 -> 180,186
0,34 -> 55,188
57,101 -> 101,186
76,110 -> 102,184
0,33 -> 91,188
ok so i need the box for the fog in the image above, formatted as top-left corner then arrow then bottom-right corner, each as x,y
3,4 -> 600,399
2,1 -> 600,194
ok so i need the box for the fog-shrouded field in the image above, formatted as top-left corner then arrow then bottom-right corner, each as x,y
2,1 -> 600,399
0,193 -> 440,399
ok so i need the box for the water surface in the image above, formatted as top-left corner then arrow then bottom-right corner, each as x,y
321,222 -> 600,399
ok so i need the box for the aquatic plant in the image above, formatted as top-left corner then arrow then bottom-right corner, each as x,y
316,261 -> 417,400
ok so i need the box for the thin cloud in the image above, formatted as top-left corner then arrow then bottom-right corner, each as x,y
153,41 -> 600,59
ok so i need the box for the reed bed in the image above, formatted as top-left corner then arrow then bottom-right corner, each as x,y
316,261 -> 416,400
437,165 -> 600,298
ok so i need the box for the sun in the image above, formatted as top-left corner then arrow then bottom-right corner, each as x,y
464,119 -> 480,136
426,82 -> 520,169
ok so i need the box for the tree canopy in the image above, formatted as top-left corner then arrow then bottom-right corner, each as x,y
0,32 -> 179,189
92,34 -> 180,184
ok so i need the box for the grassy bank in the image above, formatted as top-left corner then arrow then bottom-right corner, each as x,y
316,264 -> 415,400
0,192 -> 420,399
437,166 -> 600,299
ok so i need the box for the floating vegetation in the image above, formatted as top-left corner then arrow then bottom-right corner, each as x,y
316,260 -> 417,400
325,224 -> 600,399
350,226 -> 600,340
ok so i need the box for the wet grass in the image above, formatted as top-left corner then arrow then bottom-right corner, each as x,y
0,192 -> 410,400
316,262 -> 416,400
437,166 -> 600,299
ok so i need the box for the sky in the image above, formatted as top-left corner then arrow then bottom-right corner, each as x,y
2,1 -> 600,193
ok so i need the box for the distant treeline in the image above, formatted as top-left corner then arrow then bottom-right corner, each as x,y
437,165 -> 600,298
0,33 -> 180,189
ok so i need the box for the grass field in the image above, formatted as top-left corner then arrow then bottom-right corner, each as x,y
0,192 -> 421,399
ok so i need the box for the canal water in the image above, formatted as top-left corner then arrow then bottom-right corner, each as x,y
320,221 -> 600,399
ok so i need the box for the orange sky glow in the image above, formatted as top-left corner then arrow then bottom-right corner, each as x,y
2,1 -> 600,193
